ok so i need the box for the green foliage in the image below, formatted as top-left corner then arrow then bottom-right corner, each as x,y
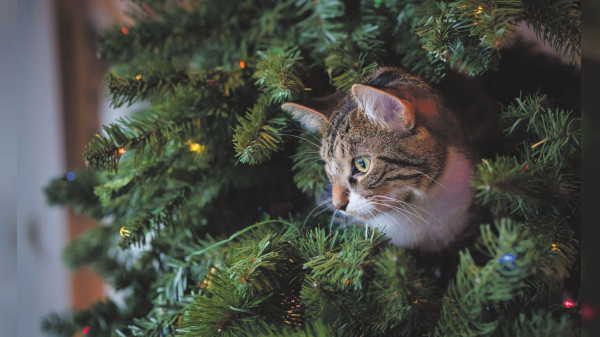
523,0 -> 580,65
83,112 -> 201,173
232,95 -> 288,165
42,1 -> 581,336
44,169 -> 107,220
254,47 -> 307,103
433,219 -> 577,337
291,132 -> 328,199
106,66 -> 245,108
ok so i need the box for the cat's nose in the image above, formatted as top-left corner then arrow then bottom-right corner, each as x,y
333,202 -> 347,211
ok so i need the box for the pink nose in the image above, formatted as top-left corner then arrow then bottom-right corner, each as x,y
333,202 -> 347,211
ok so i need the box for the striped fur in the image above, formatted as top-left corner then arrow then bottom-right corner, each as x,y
288,67 -> 477,252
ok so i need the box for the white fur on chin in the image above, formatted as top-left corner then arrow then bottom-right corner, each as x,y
345,146 -> 474,252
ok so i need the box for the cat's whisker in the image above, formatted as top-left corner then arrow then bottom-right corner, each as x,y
286,128 -> 323,145
369,201 -> 427,224
329,209 -> 339,232
289,150 -> 320,159
281,133 -> 323,149
292,156 -> 323,166
415,171 -> 447,191
303,199 -> 332,226
372,195 -> 445,226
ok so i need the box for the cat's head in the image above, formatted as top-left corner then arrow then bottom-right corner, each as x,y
282,68 -> 450,220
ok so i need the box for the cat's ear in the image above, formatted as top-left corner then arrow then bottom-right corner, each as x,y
351,84 -> 415,131
281,103 -> 328,133
281,91 -> 344,133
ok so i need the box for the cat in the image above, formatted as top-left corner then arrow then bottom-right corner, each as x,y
282,67 -> 479,252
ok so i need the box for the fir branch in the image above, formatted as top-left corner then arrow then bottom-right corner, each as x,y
97,4 -> 222,63
325,38 -> 380,91
471,156 -> 544,217
106,67 -> 245,108
495,309 -> 578,337
44,169 -> 107,220
522,0 -> 580,64
415,1 -> 525,76
233,95 -> 288,165
117,188 -> 191,249
295,0 -> 346,54
292,132 -> 328,199
389,1 -> 447,83
370,246 -> 439,335
433,219 -> 575,337
501,92 -> 580,170
84,114 -> 201,173
254,47 -> 307,104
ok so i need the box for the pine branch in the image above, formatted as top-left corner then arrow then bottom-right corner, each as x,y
292,132 -> 328,199
501,92 -> 580,171
117,188 -> 190,249
325,38 -> 380,91
254,47 -> 307,104
295,0 -> 346,55
83,114 -> 201,173
233,95 -> 288,165
44,169 -> 107,220
388,1 -> 447,83
370,246 -> 440,335
433,219 -> 575,337
415,1 -> 525,76
97,4 -> 227,63
522,0 -> 580,64
472,156 -> 543,217
106,67 -> 245,108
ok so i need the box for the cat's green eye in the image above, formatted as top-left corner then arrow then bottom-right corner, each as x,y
353,156 -> 371,174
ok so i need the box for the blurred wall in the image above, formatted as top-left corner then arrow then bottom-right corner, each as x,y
17,0 -> 71,336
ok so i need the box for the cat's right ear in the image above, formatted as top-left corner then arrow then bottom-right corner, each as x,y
281,91 -> 344,133
281,103 -> 329,133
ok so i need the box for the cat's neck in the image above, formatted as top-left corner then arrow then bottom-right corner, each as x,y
367,146 -> 475,252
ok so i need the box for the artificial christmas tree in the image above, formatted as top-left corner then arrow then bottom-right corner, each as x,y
42,1 -> 580,336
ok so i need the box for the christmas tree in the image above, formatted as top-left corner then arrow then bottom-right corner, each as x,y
42,0 -> 581,336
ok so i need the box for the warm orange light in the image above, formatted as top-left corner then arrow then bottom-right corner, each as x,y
122,27 -> 129,35
118,147 -> 127,154
346,279 -> 350,285
239,61 -> 246,69
136,74 -> 142,80
189,143 -> 205,153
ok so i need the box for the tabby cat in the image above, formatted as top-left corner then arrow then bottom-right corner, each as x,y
282,67 -> 478,252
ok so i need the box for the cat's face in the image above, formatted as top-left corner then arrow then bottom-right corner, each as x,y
282,68 -> 449,220
319,98 -> 446,220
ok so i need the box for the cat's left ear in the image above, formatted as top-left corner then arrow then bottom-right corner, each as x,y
351,84 -> 415,131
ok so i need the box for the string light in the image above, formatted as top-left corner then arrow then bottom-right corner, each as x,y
189,143 -> 205,153
121,27 -> 129,35
239,61 -> 246,69
83,326 -> 90,335
66,171 -> 76,182
346,279 -> 350,285
136,75 -> 142,80
551,243 -> 560,252
563,299 -> 576,309
120,227 -> 131,238
118,147 -> 127,155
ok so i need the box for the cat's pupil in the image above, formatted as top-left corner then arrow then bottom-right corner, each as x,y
357,158 -> 366,168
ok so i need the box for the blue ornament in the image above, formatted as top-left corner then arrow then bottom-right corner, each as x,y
258,206 -> 263,212
66,171 -> 76,182
498,253 -> 516,264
